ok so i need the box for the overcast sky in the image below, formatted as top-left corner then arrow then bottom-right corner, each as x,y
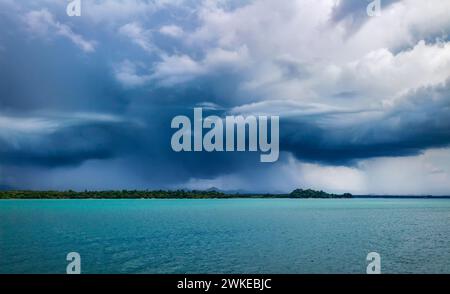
1,0 -> 450,195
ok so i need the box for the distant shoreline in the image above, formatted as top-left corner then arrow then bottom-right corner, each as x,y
0,189 -> 449,199
0,188 -> 350,199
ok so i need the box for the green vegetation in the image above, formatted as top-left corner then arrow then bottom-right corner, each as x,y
289,189 -> 352,199
0,189 -> 352,199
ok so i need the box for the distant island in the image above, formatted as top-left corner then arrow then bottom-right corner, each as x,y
0,189 -> 352,199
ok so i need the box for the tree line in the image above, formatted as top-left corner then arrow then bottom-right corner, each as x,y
0,189 -> 352,199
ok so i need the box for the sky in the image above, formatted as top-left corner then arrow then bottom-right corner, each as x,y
0,0 -> 450,195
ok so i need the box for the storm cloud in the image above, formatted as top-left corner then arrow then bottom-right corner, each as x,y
1,0 -> 450,194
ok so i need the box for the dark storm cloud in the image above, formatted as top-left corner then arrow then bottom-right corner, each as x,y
0,119 -> 141,167
0,22 -> 133,114
1,0 -> 450,193
281,81 -> 450,165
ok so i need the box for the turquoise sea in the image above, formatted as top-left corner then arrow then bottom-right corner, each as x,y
1,199 -> 450,274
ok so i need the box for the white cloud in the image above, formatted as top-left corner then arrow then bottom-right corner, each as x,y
159,25 -> 184,38
115,46 -> 250,87
119,22 -> 157,53
114,0 -> 450,103
329,41 -> 450,104
151,54 -> 205,85
149,46 -> 249,86
140,0 -> 450,139
23,9 -> 96,53
195,102 -> 224,111
0,112 -> 124,134
0,115 -> 60,136
114,60 -> 152,88
346,0 -> 450,57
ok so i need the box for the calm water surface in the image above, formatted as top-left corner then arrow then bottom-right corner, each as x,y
1,199 -> 450,274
